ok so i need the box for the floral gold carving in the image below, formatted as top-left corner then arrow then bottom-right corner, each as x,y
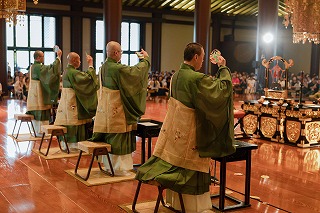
243,114 -> 258,135
260,117 -> 277,138
286,120 -> 301,143
305,122 -> 320,144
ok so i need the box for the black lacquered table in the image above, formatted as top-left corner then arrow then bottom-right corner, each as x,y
211,140 -> 258,211
134,119 -> 162,166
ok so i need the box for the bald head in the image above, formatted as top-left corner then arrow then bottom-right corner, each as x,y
34,51 -> 44,63
67,52 -> 81,69
106,41 -> 122,62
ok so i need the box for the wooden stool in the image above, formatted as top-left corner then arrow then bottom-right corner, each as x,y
75,141 -> 114,181
38,125 -> 69,156
12,114 -> 36,139
132,180 -> 185,213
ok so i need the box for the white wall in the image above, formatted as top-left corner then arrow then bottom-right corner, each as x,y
161,23 -> 193,72
145,23 -> 152,61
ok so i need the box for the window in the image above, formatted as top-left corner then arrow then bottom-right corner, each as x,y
6,15 -> 57,74
95,20 -> 142,74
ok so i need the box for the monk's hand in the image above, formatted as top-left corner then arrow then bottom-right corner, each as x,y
56,49 -> 62,58
87,55 -> 93,67
216,56 -> 226,67
140,49 -> 149,58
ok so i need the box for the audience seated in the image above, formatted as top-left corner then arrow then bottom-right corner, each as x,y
13,76 -> 24,100
157,76 -> 169,96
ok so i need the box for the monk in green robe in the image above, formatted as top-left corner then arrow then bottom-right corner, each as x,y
26,50 -> 62,135
89,41 -> 151,176
54,52 -> 98,148
135,43 -> 236,212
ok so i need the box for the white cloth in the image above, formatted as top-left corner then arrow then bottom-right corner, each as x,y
166,190 -> 212,213
99,153 -> 133,176
33,120 -> 49,135
54,88 -> 88,126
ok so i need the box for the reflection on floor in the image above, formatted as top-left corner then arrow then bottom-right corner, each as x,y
0,95 -> 319,213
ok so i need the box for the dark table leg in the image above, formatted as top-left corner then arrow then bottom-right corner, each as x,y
245,151 -> 251,205
219,157 -> 227,210
141,136 -> 146,164
147,137 -> 152,159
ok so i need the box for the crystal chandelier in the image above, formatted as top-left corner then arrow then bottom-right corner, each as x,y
0,0 -> 38,26
283,0 -> 320,44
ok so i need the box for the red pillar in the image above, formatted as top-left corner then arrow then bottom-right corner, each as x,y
103,0 -> 122,57
0,19 -> 8,95
194,0 -> 211,74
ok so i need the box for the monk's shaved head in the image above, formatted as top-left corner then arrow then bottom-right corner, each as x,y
106,41 -> 122,62
67,52 -> 81,68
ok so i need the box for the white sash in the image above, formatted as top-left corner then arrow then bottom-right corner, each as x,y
54,88 -> 88,125
93,69 -> 133,133
27,66 -> 51,111
153,98 -> 210,173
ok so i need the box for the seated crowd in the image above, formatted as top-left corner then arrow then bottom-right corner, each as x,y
7,70 -> 29,101
230,70 -> 320,102
231,71 -> 258,95
147,70 -> 173,100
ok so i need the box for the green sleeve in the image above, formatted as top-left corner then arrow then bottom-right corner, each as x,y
68,67 -> 98,119
195,66 -> 236,158
39,58 -> 61,104
118,57 -> 151,124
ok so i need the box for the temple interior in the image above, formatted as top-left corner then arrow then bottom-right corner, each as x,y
0,0 -> 320,213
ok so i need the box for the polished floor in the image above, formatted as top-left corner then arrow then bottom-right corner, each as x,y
0,95 -> 320,213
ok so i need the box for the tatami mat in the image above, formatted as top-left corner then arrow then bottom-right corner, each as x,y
119,201 -> 173,213
119,201 -> 218,213
32,147 -> 82,159
65,168 -> 136,186
8,133 -> 51,142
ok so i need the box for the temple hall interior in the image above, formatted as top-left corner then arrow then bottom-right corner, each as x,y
0,0 -> 320,212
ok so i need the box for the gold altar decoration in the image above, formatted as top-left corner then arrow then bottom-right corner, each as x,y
283,0 -> 320,44
260,117 -> 277,138
305,122 -> 320,144
242,114 -> 258,135
262,56 -> 294,99
260,105 -> 279,115
0,0 -> 38,26
286,120 -> 301,143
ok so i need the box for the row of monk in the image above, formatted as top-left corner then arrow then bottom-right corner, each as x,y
26,41 -> 236,212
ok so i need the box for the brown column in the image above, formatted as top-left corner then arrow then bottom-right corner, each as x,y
71,5 -> 83,68
0,19 -> 8,95
103,0 -> 122,57
256,0 -> 279,89
194,0 -> 210,74
310,43 -> 320,77
152,13 -> 162,73
211,14 -> 221,75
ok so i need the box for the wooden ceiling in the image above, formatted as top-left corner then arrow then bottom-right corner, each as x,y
121,0 -> 287,16
47,0 -> 287,17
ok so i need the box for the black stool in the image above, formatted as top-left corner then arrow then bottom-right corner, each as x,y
75,141 -> 114,181
132,180 -> 185,213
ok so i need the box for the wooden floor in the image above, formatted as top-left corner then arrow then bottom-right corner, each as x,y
0,95 -> 320,213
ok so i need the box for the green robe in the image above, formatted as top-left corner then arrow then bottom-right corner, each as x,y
90,57 -> 151,155
60,65 -> 98,143
26,59 -> 61,121
136,63 -> 236,195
